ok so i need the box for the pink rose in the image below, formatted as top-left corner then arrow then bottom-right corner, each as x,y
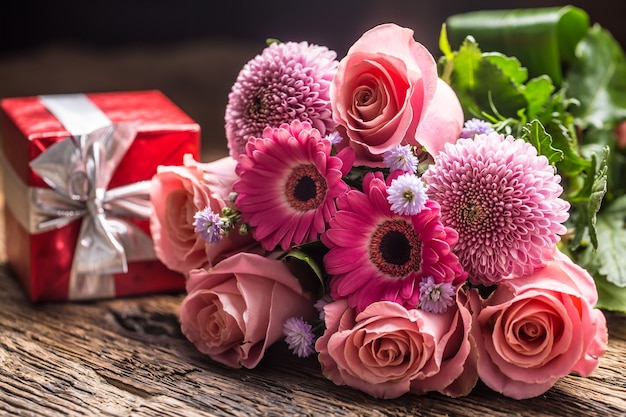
150,154 -> 255,274
315,296 -> 477,399
330,23 -> 463,166
180,252 -> 317,368
469,249 -> 608,399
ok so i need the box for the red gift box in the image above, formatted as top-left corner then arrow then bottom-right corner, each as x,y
1,90 -> 200,302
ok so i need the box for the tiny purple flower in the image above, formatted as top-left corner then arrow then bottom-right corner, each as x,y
386,173 -> 428,215
382,144 -> 418,173
325,131 -> 343,146
193,207 -> 225,244
418,276 -> 455,314
314,295 -> 333,321
283,317 -> 315,358
460,118 -> 495,138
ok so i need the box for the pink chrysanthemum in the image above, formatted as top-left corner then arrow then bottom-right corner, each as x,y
233,120 -> 349,251
322,172 -> 467,313
225,41 -> 338,159
422,132 -> 570,286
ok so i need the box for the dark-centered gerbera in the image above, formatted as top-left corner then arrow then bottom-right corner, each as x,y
322,171 -> 466,313
233,120 -> 349,251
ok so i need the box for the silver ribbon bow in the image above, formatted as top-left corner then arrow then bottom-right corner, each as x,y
28,95 -> 156,300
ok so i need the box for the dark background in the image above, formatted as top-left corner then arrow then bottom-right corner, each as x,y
1,1 -> 624,157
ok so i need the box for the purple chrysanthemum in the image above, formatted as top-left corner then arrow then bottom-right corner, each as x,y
193,207 -> 225,244
322,171 -> 467,313
460,118 -> 495,138
225,41 -> 338,159
422,133 -> 570,285
283,316 -> 315,358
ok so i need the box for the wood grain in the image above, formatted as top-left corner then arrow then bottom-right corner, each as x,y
1,172 -> 625,416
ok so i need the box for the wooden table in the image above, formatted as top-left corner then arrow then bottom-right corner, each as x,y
1,177 -> 625,417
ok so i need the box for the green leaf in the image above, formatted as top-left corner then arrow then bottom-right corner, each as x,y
595,274 -> 626,312
569,146 -> 609,249
446,6 -> 589,86
449,37 -> 528,119
523,75 -> 555,119
439,23 -> 453,60
595,196 -> 626,285
566,25 -> 626,131
483,53 -> 528,85
521,119 -> 564,165
549,122 -> 589,175
563,241 -> 626,312
282,241 -> 328,298
582,130 -> 626,202
571,196 -> 626,311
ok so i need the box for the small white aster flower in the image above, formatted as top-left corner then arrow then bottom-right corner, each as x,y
283,317 -> 315,358
386,173 -> 428,215
418,276 -> 455,314
382,144 -> 419,173
193,207 -> 226,244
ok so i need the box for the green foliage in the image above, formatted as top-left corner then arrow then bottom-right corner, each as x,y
566,26 -> 626,130
574,195 -> 626,311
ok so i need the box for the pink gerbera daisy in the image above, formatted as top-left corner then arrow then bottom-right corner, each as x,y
422,132 -> 570,286
322,171 -> 466,313
233,120 -> 349,251
225,41 -> 338,159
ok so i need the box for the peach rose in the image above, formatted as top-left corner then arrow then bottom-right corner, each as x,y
150,154 -> 255,275
315,297 -> 477,399
330,23 -> 463,166
180,252 -> 317,368
469,249 -> 608,399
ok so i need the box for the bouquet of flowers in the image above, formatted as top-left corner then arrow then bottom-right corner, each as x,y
148,5 -> 620,400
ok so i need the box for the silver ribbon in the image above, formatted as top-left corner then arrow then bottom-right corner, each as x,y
26,94 -> 157,300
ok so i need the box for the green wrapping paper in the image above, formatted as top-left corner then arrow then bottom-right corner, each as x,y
445,6 -> 589,86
